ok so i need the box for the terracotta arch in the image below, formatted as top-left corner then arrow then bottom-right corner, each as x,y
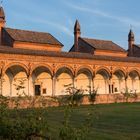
3,62 -> 28,75
55,65 -> 74,76
113,68 -> 126,78
31,63 -> 53,76
76,65 -> 93,77
128,68 -> 140,78
95,67 -> 111,78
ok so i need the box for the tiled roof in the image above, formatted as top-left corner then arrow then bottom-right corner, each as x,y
81,37 -> 126,52
0,46 -> 140,63
134,44 -> 140,48
3,28 -> 63,46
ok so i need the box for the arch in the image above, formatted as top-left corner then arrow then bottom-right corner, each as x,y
128,68 -> 140,79
75,67 -> 93,94
76,65 -> 93,77
128,69 -> 140,93
55,66 -> 74,96
31,65 -> 53,96
113,68 -> 126,78
31,63 -> 53,76
94,68 -> 110,94
55,66 -> 74,78
3,64 -> 28,97
96,67 -> 111,79
112,68 -> 126,94
3,62 -> 28,75
55,65 -> 74,76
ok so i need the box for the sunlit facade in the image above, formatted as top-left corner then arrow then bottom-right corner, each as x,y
0,7 -> 140,98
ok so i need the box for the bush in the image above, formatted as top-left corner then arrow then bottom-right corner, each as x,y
58,84 -> 84,106
88,87 -> 98,104
0,95 -> 50,140
121,87 -> 138,102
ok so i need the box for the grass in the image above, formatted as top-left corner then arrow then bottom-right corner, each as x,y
46,103 -> 140,140
6,102 -> 140,140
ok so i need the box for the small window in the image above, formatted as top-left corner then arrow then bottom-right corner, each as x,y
109,85 -> 111,94
115,88 -> 118,92
43,88 -> 47,94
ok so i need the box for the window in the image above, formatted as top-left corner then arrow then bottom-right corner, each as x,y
43,88 -> 47,94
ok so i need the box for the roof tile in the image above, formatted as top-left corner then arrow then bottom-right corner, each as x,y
81,37 -> 126,52
4,28 -> 63,46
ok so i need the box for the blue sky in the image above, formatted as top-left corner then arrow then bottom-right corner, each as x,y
3,0 -> 140,51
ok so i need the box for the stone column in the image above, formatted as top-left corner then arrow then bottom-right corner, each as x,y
0,76 -> 2,95
139,77 -> 140,93
27,75 -> 31,96
72,76 -> 75,88
109,76 -> 112,94
132,78 -> 134,91
0,68 -> 3,95
125,76 -> 128,90
52,76 -> 56,97
91,76 -> 95,92
10,79 -> 12,97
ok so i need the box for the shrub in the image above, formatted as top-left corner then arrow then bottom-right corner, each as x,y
59,84 -> 84,106
121,87 -> 138,102
88,87 -> 98,104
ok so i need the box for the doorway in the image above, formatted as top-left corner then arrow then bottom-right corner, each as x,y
35,85 -> 41,96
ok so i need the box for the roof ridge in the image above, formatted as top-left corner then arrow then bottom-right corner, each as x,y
81,37 -> 112,42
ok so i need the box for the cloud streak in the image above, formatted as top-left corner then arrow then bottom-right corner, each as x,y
36,19 -> 73,37
10,12 -> 73,37
67,3 -> 140,28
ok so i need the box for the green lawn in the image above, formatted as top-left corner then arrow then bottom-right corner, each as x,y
1,103 -> 140,140
46,103 -> 140,140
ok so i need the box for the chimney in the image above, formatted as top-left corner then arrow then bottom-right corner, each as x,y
128,29 -> 135,56
74,20 -> 81,52
0,6 -> 6,45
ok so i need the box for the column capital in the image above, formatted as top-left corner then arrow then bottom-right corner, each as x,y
51,75 -> 56,80
109,74 -> 113,80
125,76 -> 128,80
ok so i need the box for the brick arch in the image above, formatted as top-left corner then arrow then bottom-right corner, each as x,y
128,68 -> 140,78
76,65 -> 93,77
95,66 -> 111,78
31,63 -> 53,76
113,68 -> 126,77
55,65 -> 74,76
3,62 -> 28,75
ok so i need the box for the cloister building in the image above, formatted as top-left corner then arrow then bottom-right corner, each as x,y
0,6 -> 140,98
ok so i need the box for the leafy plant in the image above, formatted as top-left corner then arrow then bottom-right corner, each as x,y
60,84 -> 84,106
121,87 -> 138,102
88,87 -> 98,104
13,78 -> 27,96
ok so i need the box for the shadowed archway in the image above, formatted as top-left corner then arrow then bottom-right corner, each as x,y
76,68 -> 93,94
94,69 -> 110,94
3,65 -> 28,96
32,66 -> 52,96
55,67 -> 73,96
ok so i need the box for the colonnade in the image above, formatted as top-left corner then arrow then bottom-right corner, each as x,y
0,64 -> 140,97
